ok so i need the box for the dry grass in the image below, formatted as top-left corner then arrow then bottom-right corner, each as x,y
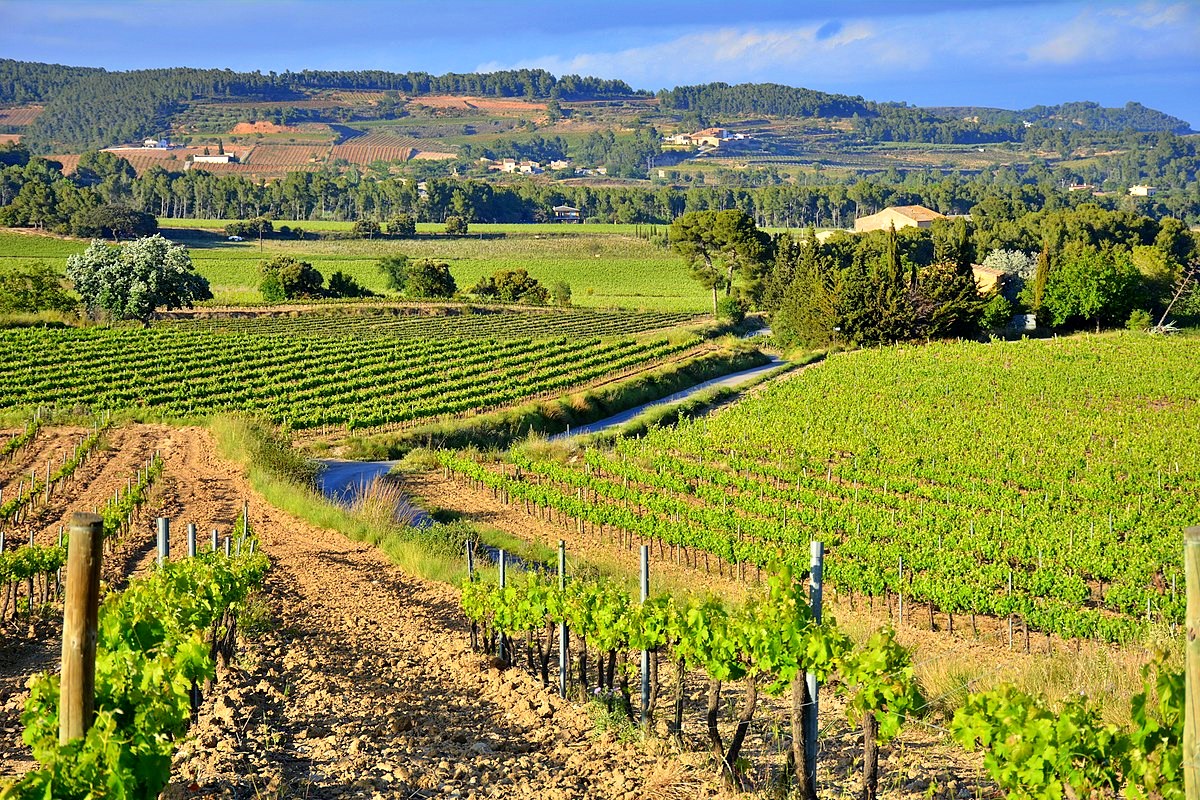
348,475 -> 427,528
830,600 -> 1181,727
640,758 -> 711,800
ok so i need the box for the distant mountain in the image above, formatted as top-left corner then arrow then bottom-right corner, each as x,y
923,101 -> 1192,134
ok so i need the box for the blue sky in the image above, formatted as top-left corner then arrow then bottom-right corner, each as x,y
2,0 -> 1198,126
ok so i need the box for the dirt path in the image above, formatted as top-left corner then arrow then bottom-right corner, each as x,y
1,427 -> 725,798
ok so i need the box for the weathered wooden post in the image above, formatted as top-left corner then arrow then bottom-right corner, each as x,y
1185,525 -> 1200,800
60,512 -> 103,745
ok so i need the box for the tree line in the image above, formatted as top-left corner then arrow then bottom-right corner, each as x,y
668,205 -> 1199,345
2,141 -> 1198,238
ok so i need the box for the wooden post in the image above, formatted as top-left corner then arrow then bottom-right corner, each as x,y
60,512 -> 103,745
1185,525 -> 1200,800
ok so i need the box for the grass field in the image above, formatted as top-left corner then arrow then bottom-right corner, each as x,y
158,219 -> 654,235
0,227 -> 706,311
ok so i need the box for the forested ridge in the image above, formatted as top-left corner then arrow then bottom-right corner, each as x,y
0,59 -> 643,153
0,58 -> 1191,154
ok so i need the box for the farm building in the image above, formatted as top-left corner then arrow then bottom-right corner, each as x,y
971,264 -> 1006,294
1128,185 -> 1157,197
552,205 -> 582,223
854,205 -> 945,233
193,154 -> 234,164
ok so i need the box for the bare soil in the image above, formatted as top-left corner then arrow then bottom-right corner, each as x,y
1,427 -> 740,798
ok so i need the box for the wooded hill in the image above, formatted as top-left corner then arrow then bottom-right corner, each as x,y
0,59 -> 1191,155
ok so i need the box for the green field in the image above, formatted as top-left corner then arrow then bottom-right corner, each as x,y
0,227 -> 703,311
448,332 -> 1200,643
168,307 -> 702,339
159,219 -> 653,235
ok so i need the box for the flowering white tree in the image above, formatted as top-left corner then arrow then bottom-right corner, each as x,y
66,234 -> 211,325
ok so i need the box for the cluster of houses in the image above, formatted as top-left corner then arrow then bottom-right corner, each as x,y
662,127 -> 751,153
1068,183 -> 1158,197
477,157 -> 607,177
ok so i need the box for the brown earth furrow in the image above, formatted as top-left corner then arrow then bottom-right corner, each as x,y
18,426 -> 161,549
0,427 -> 91,498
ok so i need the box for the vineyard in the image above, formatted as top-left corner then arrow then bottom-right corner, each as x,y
0,106 -> 42,127
0,326 -> 698,429
243,142 -> 332,166
331,132 -> 422,164
169,307 -> 702,340
441,334 -> 1200,644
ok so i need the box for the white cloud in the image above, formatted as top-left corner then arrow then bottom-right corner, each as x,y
478,21 -> 886,86
1027,2 -> 1200,65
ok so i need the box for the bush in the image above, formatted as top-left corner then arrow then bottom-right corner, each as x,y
387,214 -> 416,237
550,281 -> 572,307
470,269 -> 549,305
716,295 -> 747,325
0,262 -> 77,314
352,219 -> 381,239
980,293 -> 1015,330
327,271 -> 375,298
444,216 -> 468,235
225,218 -> 273,239
1126,308 -> 1153,331
378,255 -> 409,293
259,255 -> 324,300
406,260 -> 457,299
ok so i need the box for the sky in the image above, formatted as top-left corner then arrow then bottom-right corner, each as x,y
1,0 -> 1198,127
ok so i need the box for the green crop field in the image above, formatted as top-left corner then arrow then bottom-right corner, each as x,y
168,307 -> 702,340
446,333 -> 1200,643
0,324 -> 698,429
159,219 -> 652,235
0,227 -> 702,311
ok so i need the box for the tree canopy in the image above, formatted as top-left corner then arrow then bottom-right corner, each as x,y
669,209 -> 771,314
66,234 -> 211,323
405,260 -> 457,299
469,269 -> 549,305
